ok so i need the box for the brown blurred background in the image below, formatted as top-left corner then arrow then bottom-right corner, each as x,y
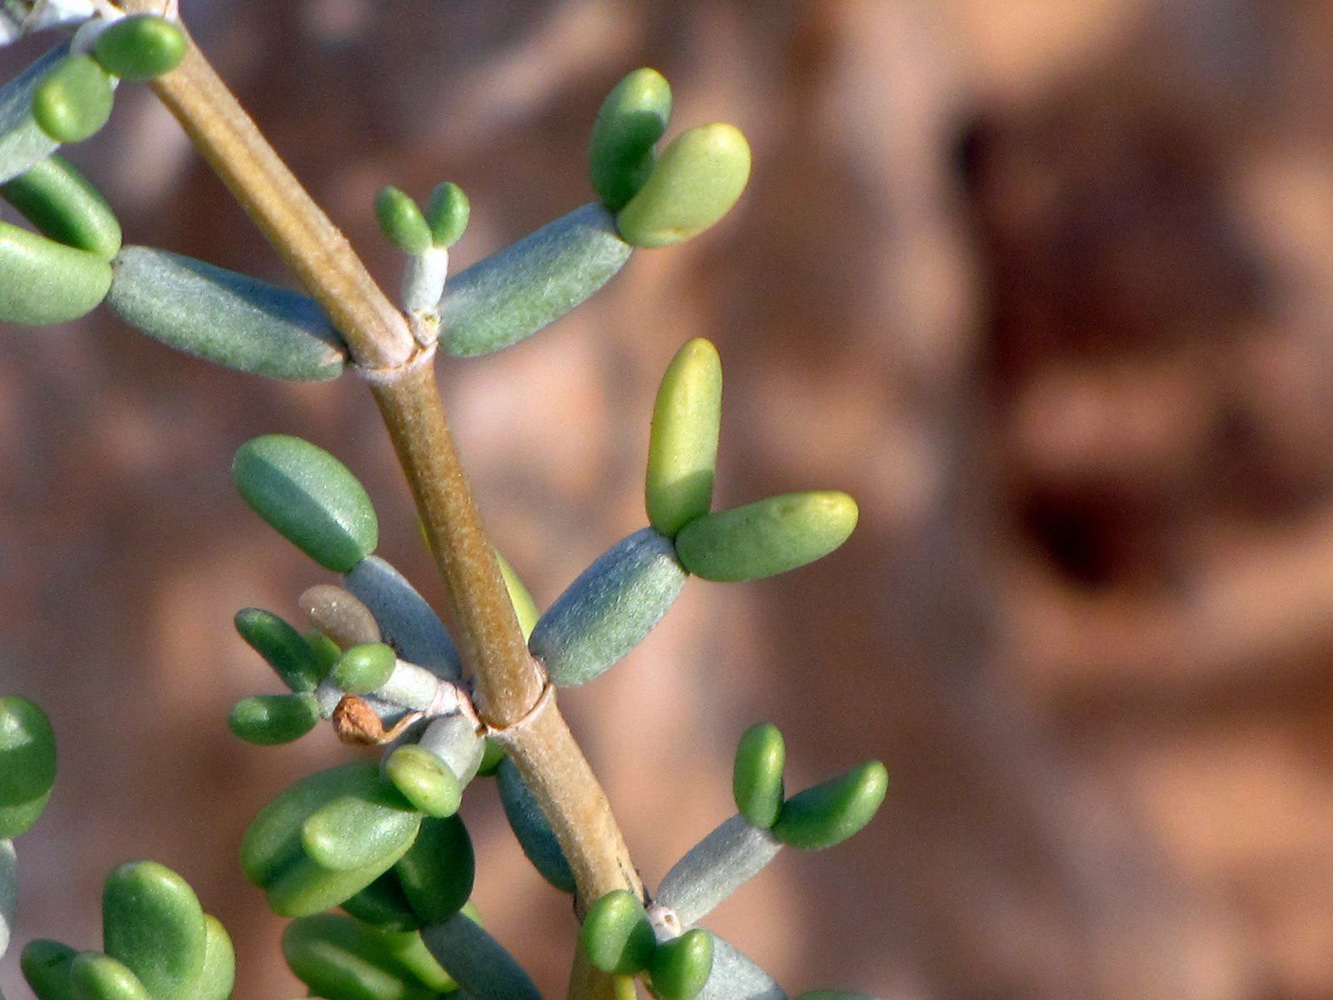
5,1 -> 1333,997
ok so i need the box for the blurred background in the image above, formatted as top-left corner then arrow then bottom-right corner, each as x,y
4,1 -> 1333,997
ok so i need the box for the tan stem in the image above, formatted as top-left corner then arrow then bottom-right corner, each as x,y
120,11 -> 645,996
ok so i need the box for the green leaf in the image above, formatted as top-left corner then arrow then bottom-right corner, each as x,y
107,247 -> 347,381
495,550 -> 539,640
193,916 -> 235,1000
420,913 -> 542,1000
343,556 -> 461,681
416,714 -> 484,791
673,491 -> 858,582
495,757 -> 574,894
21,939 -> 77,1000
241,762 -> 384,887
227,693 -> 320,746
441,203 -> 632,358
300,782 -> 421,873
477,737 -> 506,778
69,953 -> 152,1000
332,643 -> 398,695
0,46 -> 67,186
0,797 -> 51,841
385,746 -> 462,819
1,154 -> 121,258
589,68 -> 672,211
341,871 -> 420,933
92,15 -> 187,82
656,814 -> 781,927
283,914 -> 436,1000
375,187 -> 432,255
733,723 -> 785,829
648,929 -> 713,1000
616,123 -> 750,248
233,608 -> 325,692
424,182 -> 469,248
0,697 -> 56,813
646,338 -> 722,536
772,761 -> 887,850
233,435 -> 378,572
581,890 -> 657,976
0,218 -> 111,326
101,861 -> 207,1000
32,56 -> 114,144
394,815 -> 474,925
528,528 -> 687,687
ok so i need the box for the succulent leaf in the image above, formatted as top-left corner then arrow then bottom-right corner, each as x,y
227,693 -> 321,746
1,154 -> 120,257
772,761 -> 888,850
101,861 -> 207,1000
440,203 -> 631,358
394,814 -> 474,925
386,745 -> 462,819
0,218 -> 111,325
333,643 -> 398,695
193,916 -> 235,1000
107,247 -> 347,381
495,757 -> 575,894
233,435 -> 378,573
68,952 -> 152,1000
646,338 -> 722,537
283,914 -> 437,1000
31,55 -> 113,144
656,814 -> 781,927
234,608 -> 326,692
528,528 -> 687,687
616,124 -> 750,248
341,871 -> 421,933
424,181 -> 469,248
581,890 -> 657,976
343,556 -> 462,681
0,45 -> 66,185
0,696 -> 56,838
22,938 -> 78,1000
694,935 -> 786,1000
92,15 -> 186,82
589,67 -> 672,211
420,912 -> 543,1000
375,186 -> 432,255
733,723 -> 785,828
648,929 -> 714,1000
673,492 -> 858,582
300,783 -> 422,872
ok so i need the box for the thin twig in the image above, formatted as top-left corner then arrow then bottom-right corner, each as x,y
116,8 -> 642,997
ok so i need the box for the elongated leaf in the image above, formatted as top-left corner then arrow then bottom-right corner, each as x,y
528,528 -> 686,687
101,861 -> 206,1000
417,714 -> 484,789
194,916 -> 235,1000
694,935 -> 785,1000
656,815 -> 781,927
21,939 -> 77,1000
495,758 -> 574,894
68,953 -> 152,1000
343,556 -> 461,681
283,914 -> 436,1000
300,783 -> 421,872
732,723 -> 784,829
589,68 -> 672,211
107,247 -> 347,381
0,45 -> 65,185
649,930 -> 713,1000
234,608 -> 325,692
420,913 -> 543,1000
646,338 -> 722,537
0,219 -> 111,326
1,154 -> 120,258
440,203 -> 631,358
771,762 -> 887,851
394,814 -> 474,924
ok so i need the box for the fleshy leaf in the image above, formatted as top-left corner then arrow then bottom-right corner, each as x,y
375,187 -> 432,255
101,861 -> 207,1000
333,643 -> 398,696
107,247 -> 347,381
233,435 -> 378,572
0,46 -> 66,185
673,492 -> 858,582
589,68 -> 672,211
495,757 -> 574,894
68,952 -> 152,1000
440,203 -> 631,358
420,912 -> 543,1000
283,914 -> 436,1000
227,693 -> 320,746
733,723 -> 785,829
771,761 -> 888,850
92,15 -> 186,81
0,218 -> 111,325
234,608 -> 326,692
385,746 -> 462,819
394,814 -> 474,925
648,929 -> 713,1000
0,696 -> 56,838
342,556 -> 461,681
616,124 -> 750,248
528,528 -> 687,687
656,814 -> 781,927
695,935 -> 786,1000
1,154 -> 121,258
31,55 -> 113,144
300,783 -> 422,872
646,338 -> 722,537
581,890 -> 657,976
22,939 -> 78,1000
424,182 -> 469,248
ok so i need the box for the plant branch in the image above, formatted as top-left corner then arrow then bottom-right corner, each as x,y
122,10 -> 644,994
